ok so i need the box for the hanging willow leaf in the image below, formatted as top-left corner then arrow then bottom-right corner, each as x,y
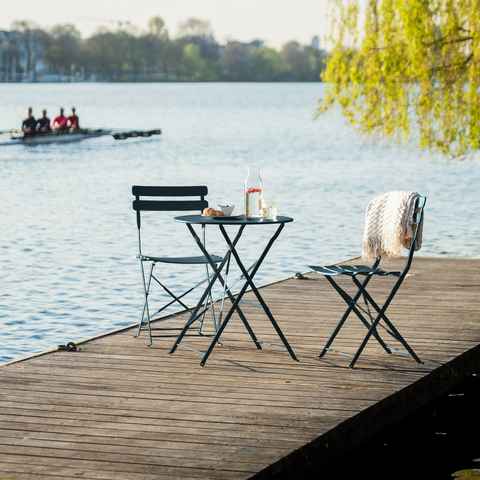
452,469 -> 480,479
319,0 -> 480,156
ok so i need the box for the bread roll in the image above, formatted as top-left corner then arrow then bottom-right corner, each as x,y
202,207 -> 224,217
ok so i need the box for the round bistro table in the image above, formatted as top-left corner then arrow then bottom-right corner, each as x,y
169,214 -> 297,366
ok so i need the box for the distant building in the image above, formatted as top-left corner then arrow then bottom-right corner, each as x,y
311,35 -> 321,51
0,30 -> 48,82
0,31 -> 19,81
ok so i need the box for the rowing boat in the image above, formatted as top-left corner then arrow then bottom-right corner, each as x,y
10,129 -> 110,145
0,128 -> 162,146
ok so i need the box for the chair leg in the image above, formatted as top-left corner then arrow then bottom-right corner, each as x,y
138,256 -> 229,343
320,275 -> 392,357
150,275 -> 208,320
319,293 -> 352,358
136,260 -> 151,336
151,276 -> 190,311
351,277 -> 422,366
353,276 -> 405,341
136,261 -> 154,346
136,300 -> 147,338
349,310 -> 388,369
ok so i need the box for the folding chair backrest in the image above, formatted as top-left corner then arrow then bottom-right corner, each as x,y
132,185 -> 209,230
403,195 -> 427,276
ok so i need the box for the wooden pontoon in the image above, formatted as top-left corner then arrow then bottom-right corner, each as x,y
0,257 -> 479,479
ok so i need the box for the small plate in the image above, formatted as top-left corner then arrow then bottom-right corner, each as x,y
212,215 -> 243,221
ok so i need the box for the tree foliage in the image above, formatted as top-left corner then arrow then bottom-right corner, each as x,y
2,16 -> 327,83
148,16 -> 168,39
177,18 -> 214,39
45,24 -> 81,74
319,0 -> 480,156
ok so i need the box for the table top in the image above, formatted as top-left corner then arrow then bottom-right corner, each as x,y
175,214 -> 294,226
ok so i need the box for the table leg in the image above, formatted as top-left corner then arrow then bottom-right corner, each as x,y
170,225 -> 261,354
185,224 -> 262,350
200,223 -> 298,366
219,224 -> 298,362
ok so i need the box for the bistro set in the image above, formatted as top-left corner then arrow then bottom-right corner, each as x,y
132,185 -> 426,369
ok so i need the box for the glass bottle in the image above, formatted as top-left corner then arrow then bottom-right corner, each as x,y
244,167 -> 264,219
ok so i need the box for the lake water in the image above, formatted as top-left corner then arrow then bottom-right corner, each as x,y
0,82 -> 479,363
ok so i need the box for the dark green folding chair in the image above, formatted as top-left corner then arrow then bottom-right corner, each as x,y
309,195 -> 426,368
132,185 -> 222,345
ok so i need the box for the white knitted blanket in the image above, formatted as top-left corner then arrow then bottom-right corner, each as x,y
362,191 -> 423,259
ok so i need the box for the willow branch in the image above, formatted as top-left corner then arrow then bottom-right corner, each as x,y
423,36 -> 473,47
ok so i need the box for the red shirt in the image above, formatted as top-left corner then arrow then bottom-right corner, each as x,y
53,115 -> 67,128
68,115 -> 79,129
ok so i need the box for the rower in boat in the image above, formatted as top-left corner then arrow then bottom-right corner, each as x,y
67,107 -> 80,131
52,108 -> 68,132
21,107 -> 37,136
36,110 -> 51,133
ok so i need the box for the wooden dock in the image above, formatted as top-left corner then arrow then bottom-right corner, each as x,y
0,257 -> 479,479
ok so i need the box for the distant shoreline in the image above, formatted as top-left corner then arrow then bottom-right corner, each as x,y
0,80 -> 323,85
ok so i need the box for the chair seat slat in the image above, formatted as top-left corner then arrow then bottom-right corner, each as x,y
309,264 -> 401,277
141,254 -> 223,264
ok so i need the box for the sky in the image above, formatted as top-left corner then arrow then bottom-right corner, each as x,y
0,0 -> 331,47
